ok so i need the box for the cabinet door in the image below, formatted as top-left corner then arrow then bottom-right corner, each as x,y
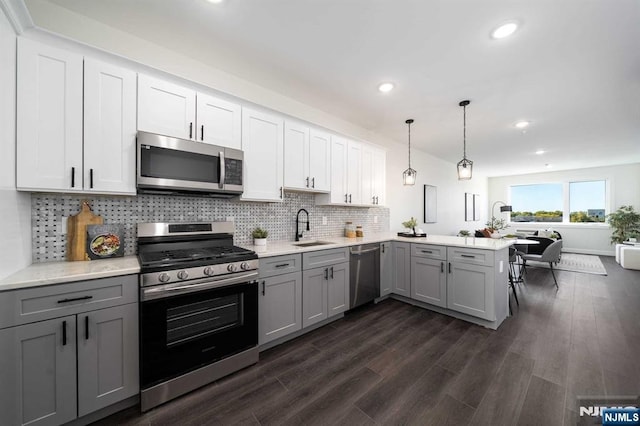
372,148 -> 386,206
308,129 -> 331,192
0,316 -> 77,426
447,262 -> 495,320
380,242 -> 393,296
328,136 -> 348,204
196,93 -> 241,149
84,58 -> 137,194
17,38 -> 83,192
361,145 -> 375,205
258,272 -> 302,345
283,121 -> 309,190
327,262 -> 349,317
77,303 -> 139,417
346,140 -> 362,204
411,257 -> 447,307
302,267 -> 328,328
137,74 -> 196,140
241,108 -> 284,201
392,242 -> 411,297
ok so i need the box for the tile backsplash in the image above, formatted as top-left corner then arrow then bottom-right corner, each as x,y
31,192 -> 389,263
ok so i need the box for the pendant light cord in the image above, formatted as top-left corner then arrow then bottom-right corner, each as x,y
408,120 -> 412,168
463,104 -> 467,159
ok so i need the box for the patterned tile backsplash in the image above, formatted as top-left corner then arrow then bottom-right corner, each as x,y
31,192 -> 390,263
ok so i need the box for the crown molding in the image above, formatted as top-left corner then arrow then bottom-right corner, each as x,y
0,0 -> 34,34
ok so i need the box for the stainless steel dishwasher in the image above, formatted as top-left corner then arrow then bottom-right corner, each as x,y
349,243 -> 380,309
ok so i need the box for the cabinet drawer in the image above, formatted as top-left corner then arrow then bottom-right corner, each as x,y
303,247 -> 349,270
0,275 -> 138,329
411,244 -> 446,260
447,247 -> 494,267
259,254 -> 302,278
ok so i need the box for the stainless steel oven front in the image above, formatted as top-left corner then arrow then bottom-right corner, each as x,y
139,272 -> 258,411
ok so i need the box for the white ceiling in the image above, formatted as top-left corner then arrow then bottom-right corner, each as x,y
32,0 -> 640,177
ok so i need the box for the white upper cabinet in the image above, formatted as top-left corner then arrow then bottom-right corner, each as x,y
372,148 -> 386,205
241,108 -> 284,202
361,144 -> 386,206
84,58 -> 137,194
137,75 -> 241,148
283,122 -> 330,192
196,93 -> 242,149
346,140 -> 362,205
17,39 -> 136,195
17,38 -> 83,192
318,135 -> 348,204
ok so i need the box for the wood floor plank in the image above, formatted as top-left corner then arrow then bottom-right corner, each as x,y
516,375 -> 566,426
408,394 -> 475,426
469,351 -> 535,426
437,325 -> 492,373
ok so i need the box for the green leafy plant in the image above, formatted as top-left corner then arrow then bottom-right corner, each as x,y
458,230 -> 471,237
485,217 -> 507,232
252,227 -> 268,239
402,217 -> 418,232
606,205 -> 640,244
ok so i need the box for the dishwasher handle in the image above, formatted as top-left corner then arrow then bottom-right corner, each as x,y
350,246 -> 380,255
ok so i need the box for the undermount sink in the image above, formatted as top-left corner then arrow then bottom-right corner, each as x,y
292,240 -> 335,247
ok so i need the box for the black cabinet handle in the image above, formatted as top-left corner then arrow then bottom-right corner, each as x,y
349,194 -> 352,203
189,122 -> 193,139
441,262 -> 444,273
422,250 -> 433,254
306,177 -> 309,188
262,281 -> 266,296
280,187 -> 283,199
275,263 -> 290,268
85,316 -> 89,340
57,295 -> 93,304
62,320 -> 67,346
201,125 -> 204,141
89,169 -> 94,189
448,263 -> 452,273
372,196 -> 376,204
71,167 -> 75,188
324,268 -> 329,280
382,244 -> 385,253
461,254 -> 476,258
345,194 -> 348,203
330,266 -> 334,279
375,196 -> 379,204
311,177 -> 315,188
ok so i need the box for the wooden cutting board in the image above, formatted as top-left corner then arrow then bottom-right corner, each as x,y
67,201 -> 103,261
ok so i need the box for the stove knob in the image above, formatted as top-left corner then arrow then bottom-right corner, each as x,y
227,264 -> 237,272
158,272 -> 170,283
240,262 -> 250,270
203,267 -> 214,276
177,270 -> 189,280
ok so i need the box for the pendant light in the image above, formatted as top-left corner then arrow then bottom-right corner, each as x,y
457,100 -> 473,180
403,119 -> 417,185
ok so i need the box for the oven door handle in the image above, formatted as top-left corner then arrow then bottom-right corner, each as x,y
141,271 -> 259,301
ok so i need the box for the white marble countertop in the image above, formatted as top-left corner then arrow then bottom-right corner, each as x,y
0,256 -> 140,292
240,232 -> 515,258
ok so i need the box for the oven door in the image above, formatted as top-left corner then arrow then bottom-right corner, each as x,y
137,131 -> 242,194
140,279 -> 258,389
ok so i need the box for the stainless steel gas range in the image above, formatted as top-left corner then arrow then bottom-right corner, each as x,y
137,222 -> 259,412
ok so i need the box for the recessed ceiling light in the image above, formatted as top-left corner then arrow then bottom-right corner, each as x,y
536,150 -> 545,155
515,121 -> 530,129
378,82 -> 395,93
205,0 -> 224,4
491,22 -> 518,39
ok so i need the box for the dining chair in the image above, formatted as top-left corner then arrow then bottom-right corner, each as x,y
520,240 -> 563,288
508,246 -> 520,314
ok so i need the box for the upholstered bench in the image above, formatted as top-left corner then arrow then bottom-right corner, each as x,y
615,244 -> 626,263
620,246 -> 640,270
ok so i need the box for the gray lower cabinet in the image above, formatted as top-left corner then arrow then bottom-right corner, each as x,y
411,257 -> 447,307
0,315 -> 78,426
258,271 -> 302,345
446,247 -> 496,321
302,266 -> 328,327
326,261 -> 349,316
392,242 -> 411,296
379,242 -> 392,296
0,275 -> 138,426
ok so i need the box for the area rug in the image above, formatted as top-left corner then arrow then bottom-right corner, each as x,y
525,253 -> 607,275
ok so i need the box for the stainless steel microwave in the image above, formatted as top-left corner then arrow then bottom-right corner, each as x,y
136,131 -> 243,197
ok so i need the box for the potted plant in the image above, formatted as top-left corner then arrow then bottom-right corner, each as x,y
252,227 -> 268,246
485,216 -> 508,238
458,230 -> 471,237
606,205 -> 640,244
402,217 -> 418,235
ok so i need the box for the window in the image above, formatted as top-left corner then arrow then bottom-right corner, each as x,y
511,183 -> 563,222
509,180 -> 607,224
569,180 -> 606,223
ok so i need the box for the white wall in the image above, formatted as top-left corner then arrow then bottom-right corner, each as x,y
488,163 -> 640,255
386,142 -> 488,235
0,7 -> 31,279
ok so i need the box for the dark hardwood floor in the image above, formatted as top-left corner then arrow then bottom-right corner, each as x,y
96,256 -> 640,425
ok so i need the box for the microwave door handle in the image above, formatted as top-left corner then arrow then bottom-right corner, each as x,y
219,151 -> 225,189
